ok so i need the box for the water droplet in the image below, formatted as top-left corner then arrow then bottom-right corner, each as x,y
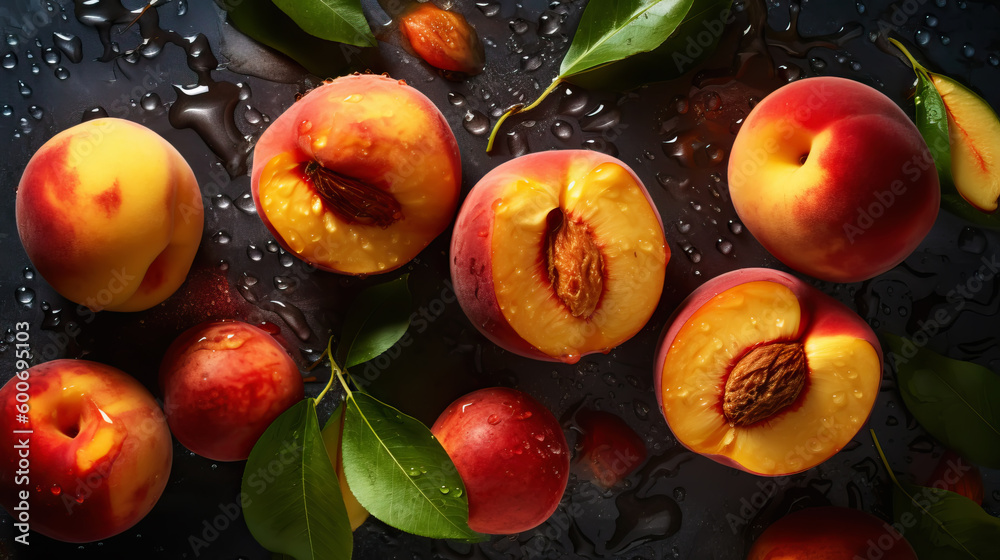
517,411 -> 533,420
462,110 -> 489,135
452,487 -> 463,497
551,119 -> 573,140
487,414 -> 501,425
6,34 -> 18,47
244,106 -> 263,125
915,29 -> 930,46
248,244 -> 264,261
990,54 -> 1000,67
538,11 -> 562,35
16,287 -> 35,305
407,468 -> 421,478
477,2 -> 500,17
958,226 -> 986,254
211,231 -> 231,244
42,47 -> 60,65
2,105 -> 12,117
2,52 -> 16,69
506,129 -> 529,157
22,268 -> 34,280
54,66 -> 70,80
274,276 -> 294,291
509,18 -> 529,34
673,487 -> 686,501
75,494 -> 85,504
716,239 -> 734,255
137,93 -> 160,111
439,486 -> 450,494
18,81 -> 32,97
728,220 -> 743,235
533,433 -> 546,442
685,246 -> 702,263
50,484 -> 62,496
53,32 -> 83,63
28,106 -> 43,120
212,194 -> 232,209
886,415 -> 898,426
235,193 -> 256,214
940,34 -> 951,46
962,43 -> 975,58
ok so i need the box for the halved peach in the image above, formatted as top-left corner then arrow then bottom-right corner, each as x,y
451,150 -> 668,363
655,268 -> 882,475
251,74 -> 462,275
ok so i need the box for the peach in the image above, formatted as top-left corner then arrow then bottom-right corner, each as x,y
747,506 -> 918,559
159,321 -> 305,462
655,268 -> 882,476
251,73 -> 462,275
322,409 -> 369,531
727,76 -> 940,282
15,117 -> 204,311
573,409 -> 647,489
0,359 -> 172,543
450,150 -> 668,363
398,2 -> 485,75
430,387 -> 569,534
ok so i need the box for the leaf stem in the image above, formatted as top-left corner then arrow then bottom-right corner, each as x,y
486,77 -> 564,152
870,429 -> 979,558
314,336 -> 343,407
888,37 -> 929,79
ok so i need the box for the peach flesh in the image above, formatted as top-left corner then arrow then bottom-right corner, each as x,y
450,150 -> 668,363
656,268 -> 882,475
251,73 -> 462,275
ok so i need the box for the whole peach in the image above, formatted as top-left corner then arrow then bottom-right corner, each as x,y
16,117 -> 203,311
251,73 -> 461,275
159,321 -> 304,462
0,359 -> 172,543
431,387 -> 569,534
727,76 -> 939,282
747,506 -> 917,559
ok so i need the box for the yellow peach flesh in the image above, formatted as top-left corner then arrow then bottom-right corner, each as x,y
660,281 -> 880,475
490,162 -> 666,361
932,74 -> 1000,212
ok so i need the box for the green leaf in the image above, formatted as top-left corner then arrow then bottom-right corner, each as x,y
883,334 -> 1000,468
272,0 -> 376,48
338,275 -> 412,369
559,0 -> 695,78
889,38 -> 1000,229
226,0 -> 354,78
242,399 -> 352,560
892,482 -> 1000,559
341,392 -> 482,541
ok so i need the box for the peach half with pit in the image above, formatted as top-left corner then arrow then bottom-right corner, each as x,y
655,268 -> 882,476
251,73 -> 462,275
727,76 -> 940,282
0,359 -> 172,543
431,387 -> 570,535
450,150 -> 668,363
159,320 -> 305,462
15,117 -> 203,311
